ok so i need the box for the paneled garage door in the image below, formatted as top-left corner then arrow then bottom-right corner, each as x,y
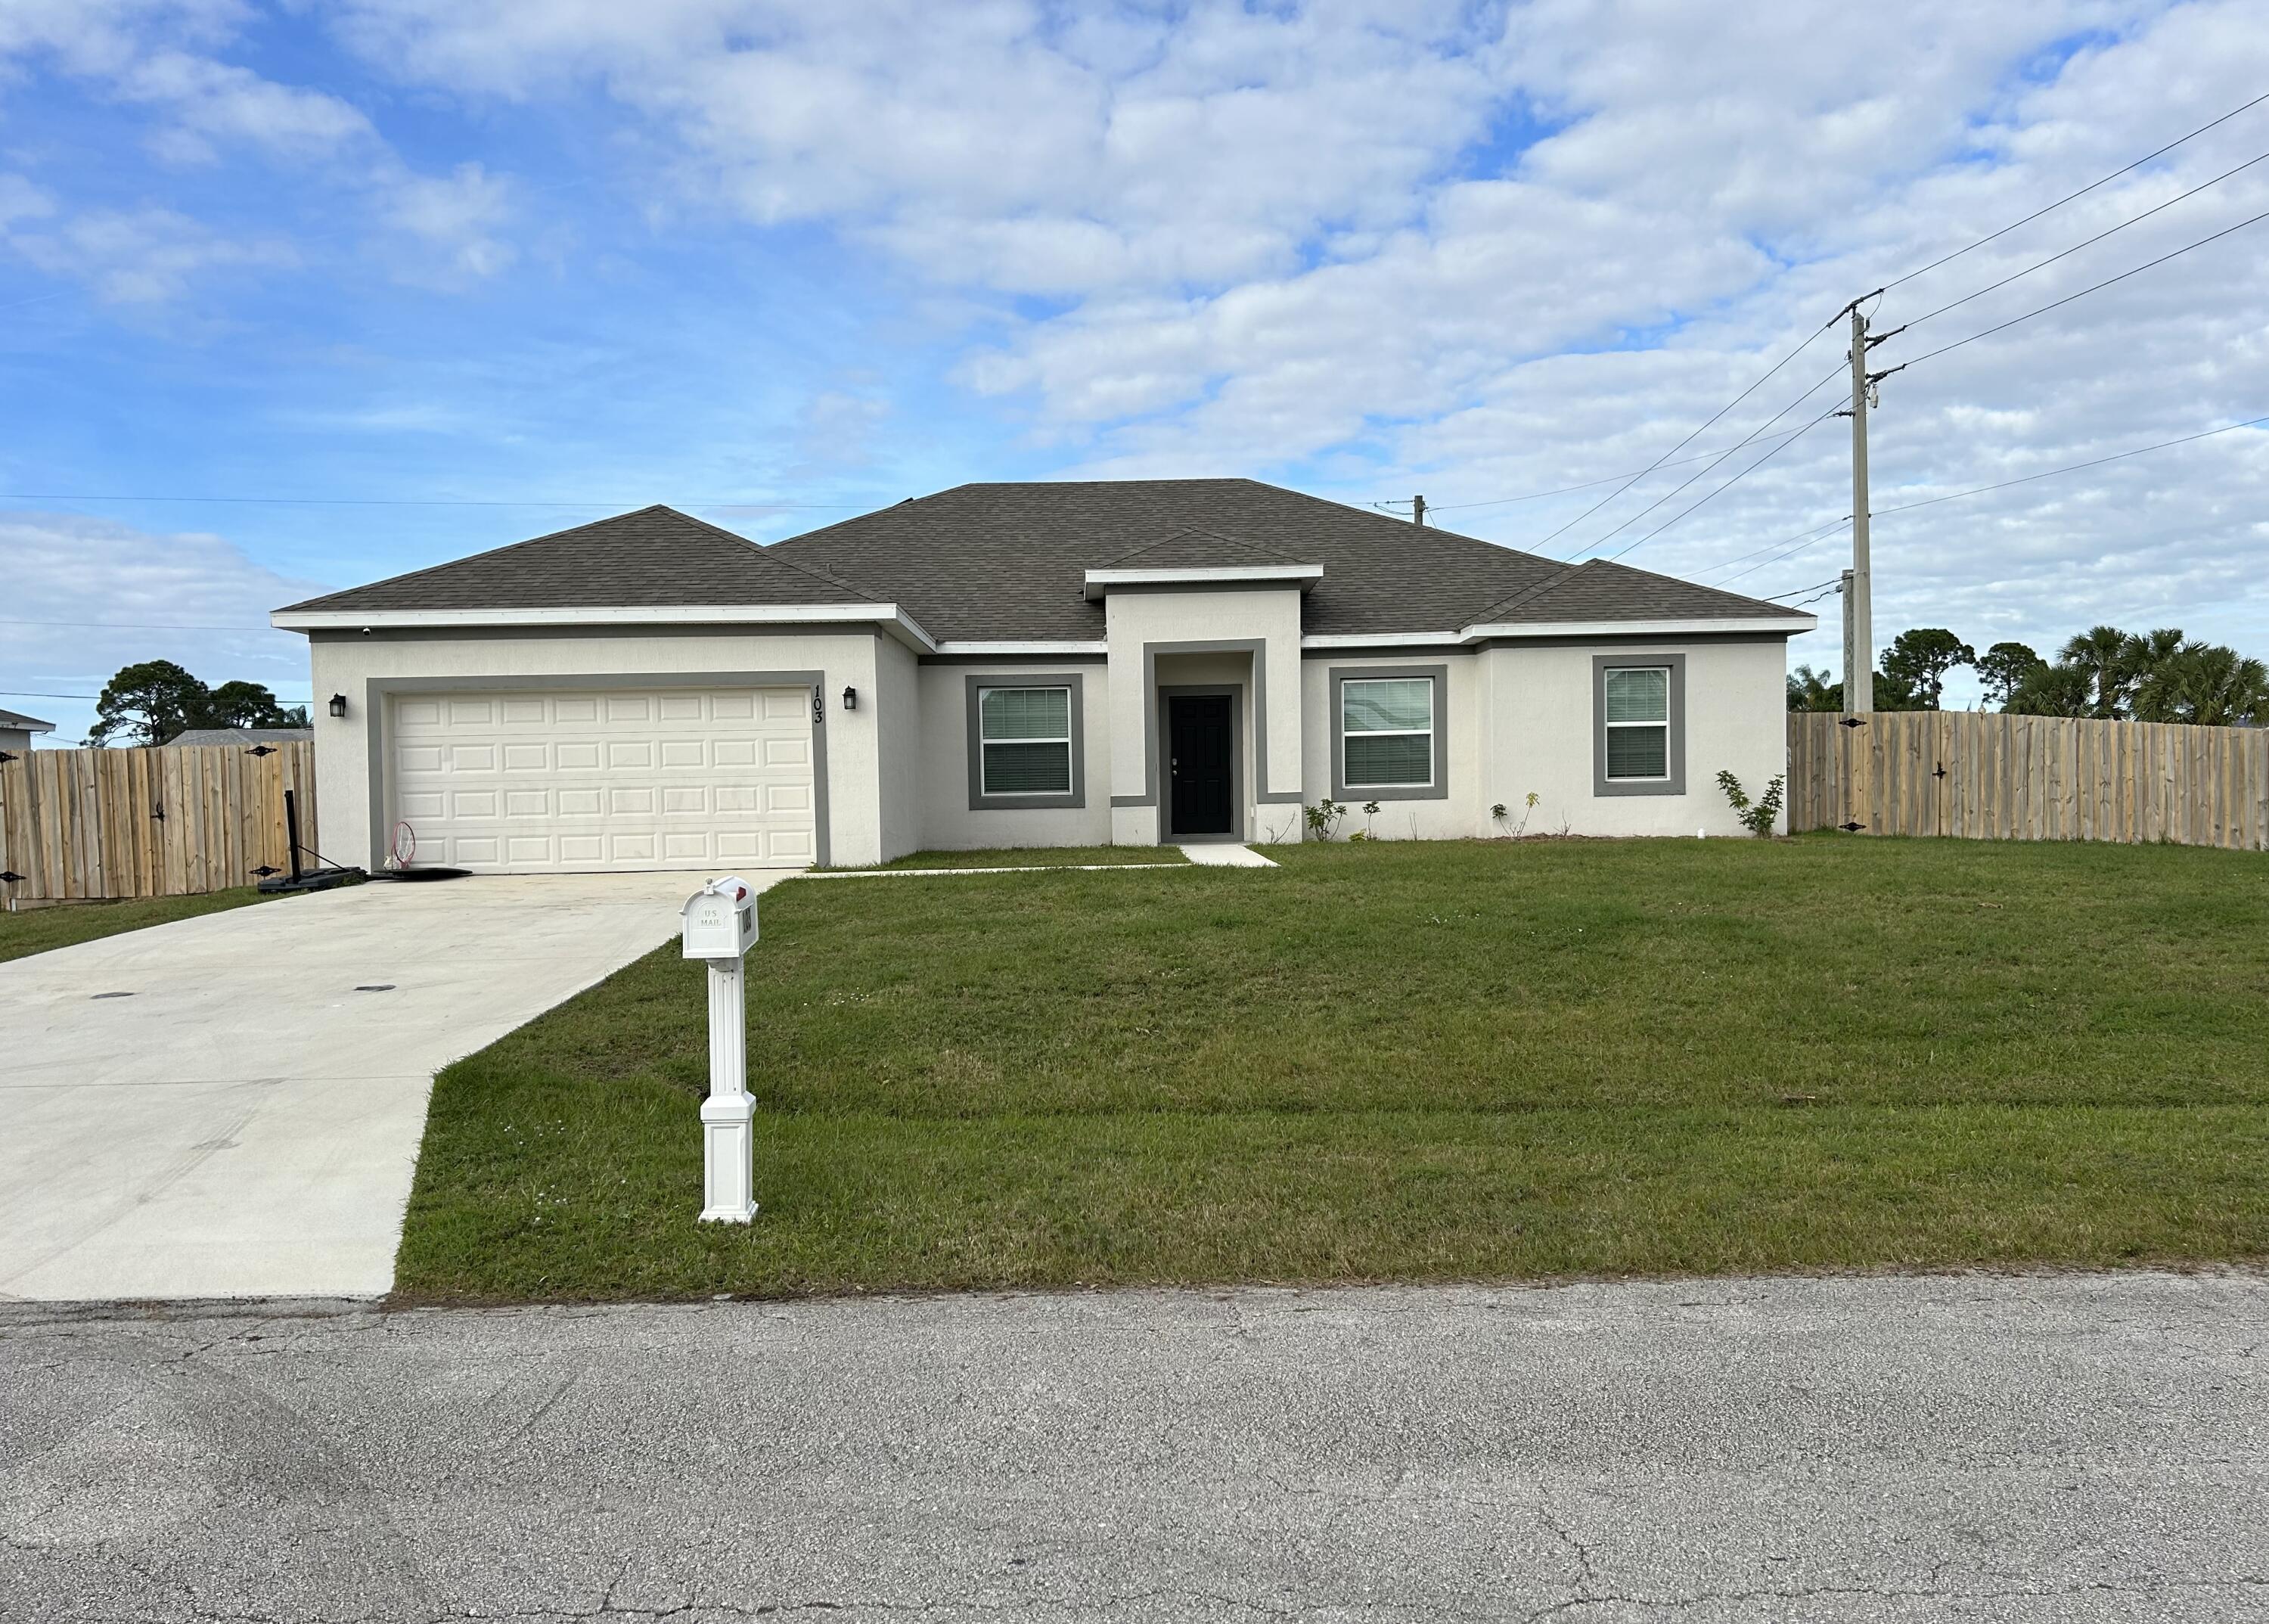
390,688 -> 817,872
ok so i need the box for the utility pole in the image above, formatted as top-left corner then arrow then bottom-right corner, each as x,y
1845,304 -> 1873,714
1839,569 -> 1857,706
1411,494 -> 1426,526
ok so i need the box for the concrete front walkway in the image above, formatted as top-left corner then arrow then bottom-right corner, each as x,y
1177,842 -> 1277,867
0,871 -> 776,1302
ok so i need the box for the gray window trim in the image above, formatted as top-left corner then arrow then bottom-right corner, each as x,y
1593,653 -> 1687,796
1329,663 -> 1449,803
1158,683 -> 1244,840
965,672 -> 1086,811
1110,638 -> 1302,808
368,669 -> 830,870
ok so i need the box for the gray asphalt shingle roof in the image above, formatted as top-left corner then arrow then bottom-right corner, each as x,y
278,505 -> 872,615
280,480 -> 1808,641
166,727 -> 315,747
0,707 -> 55,731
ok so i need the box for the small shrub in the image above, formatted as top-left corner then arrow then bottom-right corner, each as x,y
1716,769 -> 1786,838
1491,791 -> 1540,838
1303,797 -> 1347,841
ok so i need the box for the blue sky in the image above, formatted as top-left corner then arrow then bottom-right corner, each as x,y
5,0 -> 2267,741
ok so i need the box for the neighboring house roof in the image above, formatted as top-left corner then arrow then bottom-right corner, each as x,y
167,727 -> 314,747
274,480 -> 1810,642
0,708 -> 55,733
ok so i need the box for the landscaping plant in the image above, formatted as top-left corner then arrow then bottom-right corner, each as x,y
1302,798 -> 1347,840
1715,769 -> 1785,838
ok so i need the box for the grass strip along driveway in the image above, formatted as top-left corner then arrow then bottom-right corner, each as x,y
396,839 -> 2269,1301
0,887 -> 275,964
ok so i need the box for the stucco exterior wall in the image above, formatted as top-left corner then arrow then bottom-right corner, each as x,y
298,619 -> 1793,872
871,637 -> 923,862
1299,651 -> 1484,840
914,660 -> 1112,852
306,626 -> 893,869
1102,588 -> 1304,845
1474,638 -> 1790,837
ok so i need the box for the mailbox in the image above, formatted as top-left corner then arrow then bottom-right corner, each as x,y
681,876 -> 759,960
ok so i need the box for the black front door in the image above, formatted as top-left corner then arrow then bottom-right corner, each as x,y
1168,694 -> 1234,837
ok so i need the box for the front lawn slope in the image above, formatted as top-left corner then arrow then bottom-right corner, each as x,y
396,838 -> 2269,1300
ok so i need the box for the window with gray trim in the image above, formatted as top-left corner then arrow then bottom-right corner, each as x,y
1603,667 -> 1669,780
980,686 -> 1071,793
1327,664 -> 1449,803
1592,654 -> 1686,797
964,672 -> 1087,811
1341,676 -> 1434,788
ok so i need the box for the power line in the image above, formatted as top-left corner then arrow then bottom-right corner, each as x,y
1899,203 -> 2269,371
1898,147 -> 2269,332
1879,87 -> 2269,294
1377,432 -> 1827,517
1571,359 -> 1848,558
1716,527 -> 1843,588
1526,311 -> 1845,555
0,688 -> 312,700
1597,399 -> 1848,563
1870,413 -> 2269,516
1765,576 -> 1843,603
0,493 -> 883,510
1699,514 -> 1852,576
1709,411 -> 2269,591
0,618 -> 282,632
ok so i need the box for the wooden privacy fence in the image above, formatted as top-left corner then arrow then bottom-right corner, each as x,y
0,741 -> 318,902
1788,711 -> 2269,850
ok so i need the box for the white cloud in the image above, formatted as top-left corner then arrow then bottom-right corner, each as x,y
0,172 -> 57,226
308,0 -> 2269,675
0,2 -> 516,291
119,48 -> 371,163
0,510 -> 321,745
375,160 -> 516,281
11,0 -> 2269,691
0,2 -> 365,161
2,200 -> 293,301
337,0 -> 1503,293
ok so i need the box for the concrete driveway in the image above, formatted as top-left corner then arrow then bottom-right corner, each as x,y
0,871 -> 776,1303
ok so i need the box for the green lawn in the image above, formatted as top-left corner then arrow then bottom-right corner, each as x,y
830,845 -> 1188,870
0,887 -> 275,964
395,837 -> 2269,1302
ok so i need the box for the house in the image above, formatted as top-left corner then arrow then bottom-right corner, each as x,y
166,727 -> 315,748
272,480 -> 1815,871
0,707 -> 54,758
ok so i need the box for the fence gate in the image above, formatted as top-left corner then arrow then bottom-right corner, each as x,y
0,741 -> 318,902
1788,711 -> 2268,850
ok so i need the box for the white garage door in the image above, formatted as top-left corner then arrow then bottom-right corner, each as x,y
390,688 -> 818,872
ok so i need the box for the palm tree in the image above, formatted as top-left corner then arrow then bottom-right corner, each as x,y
2133,644 -> 2269,726
2117,627 -> 2190,716
2007,663 -> 2094,717
1786,664 -> 1842,712
2058,625 -> 2131,719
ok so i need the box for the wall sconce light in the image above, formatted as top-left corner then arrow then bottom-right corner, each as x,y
327,694 -> 348,719
841,686 -> 858,712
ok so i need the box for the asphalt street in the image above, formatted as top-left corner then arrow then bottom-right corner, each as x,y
2,1271 -> 2264,1622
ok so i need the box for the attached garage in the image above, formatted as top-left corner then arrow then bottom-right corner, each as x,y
389,686 -> 818,873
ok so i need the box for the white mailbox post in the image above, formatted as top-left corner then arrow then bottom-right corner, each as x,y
681,876 -> 761,1223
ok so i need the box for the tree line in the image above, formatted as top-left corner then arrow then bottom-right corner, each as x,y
1789,626 -> 2269,727
87,659 -> 308,746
